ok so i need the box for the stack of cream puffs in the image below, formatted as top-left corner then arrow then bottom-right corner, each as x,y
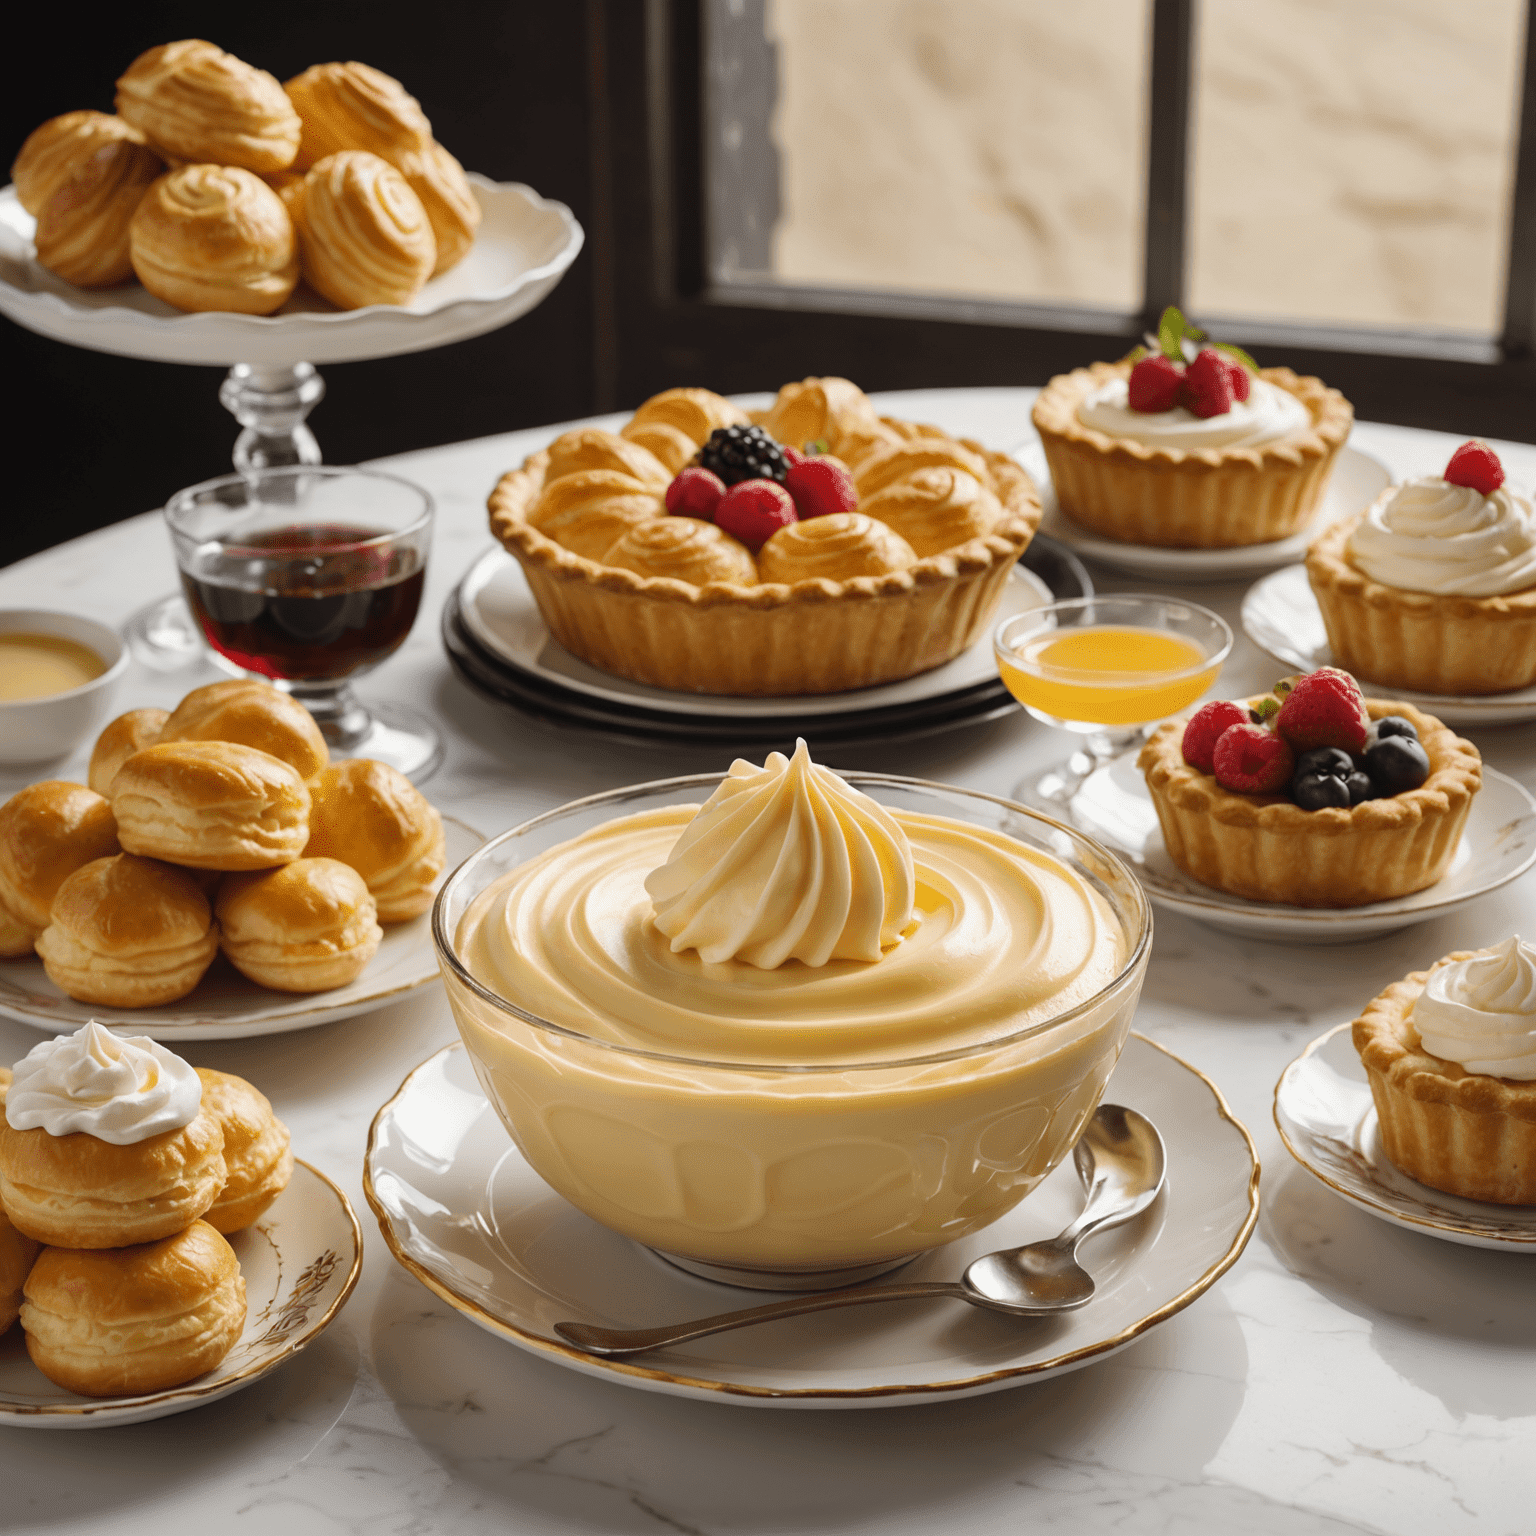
0,1023 -> 292,1396
1,677 -> 446,1009
11,41 -> 480,312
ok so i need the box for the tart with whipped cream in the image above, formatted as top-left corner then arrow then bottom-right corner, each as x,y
1032,308 -> 1352,548
1353,937 -> 1536,1204
1307,440 -> 1536,695
487,376 -> 1041,695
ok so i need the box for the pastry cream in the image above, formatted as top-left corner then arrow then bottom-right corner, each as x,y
1077,375 -> 1310,452
1412,937 -> 1536,1080
447,748 -> 1142,1274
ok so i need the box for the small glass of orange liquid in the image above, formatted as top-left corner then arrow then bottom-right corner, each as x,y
994,595 -> 1232,813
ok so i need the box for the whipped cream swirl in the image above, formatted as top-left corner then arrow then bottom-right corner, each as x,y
645,740 -> 915,968
1412,937 -> 1536,1080
5,1021 -> 203,1143
1346,479 -> 1536,597
1076,376 -> 1310,452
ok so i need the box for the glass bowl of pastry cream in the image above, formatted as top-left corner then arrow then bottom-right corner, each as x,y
433,742 -> 1151,1290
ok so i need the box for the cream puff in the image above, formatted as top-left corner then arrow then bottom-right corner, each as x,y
88,708 -> 170,797
157,680 -> 328,782
196,1069 -> 293,1232
1,1203 -> 40,1338
0,782 -> 120,958
284,61 -> 432,171
22,1219 -> 245,1397
390,140 -> 479,276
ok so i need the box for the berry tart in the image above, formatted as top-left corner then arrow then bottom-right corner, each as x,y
1031,307 -> 1352,548
487,377 -> 1041,695
1306,439 -> 1536,695
1353,937 -> 1536,1205
1138,667 -> 1481,906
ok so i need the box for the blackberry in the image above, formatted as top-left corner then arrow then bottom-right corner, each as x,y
698,425 -> 791,487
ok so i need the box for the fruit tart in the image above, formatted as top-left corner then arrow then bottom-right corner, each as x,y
487,377 -> 1041,695
1353,937 -> 1536,1205
1138,667 -> 1480,906
1307,439 -> 1536,695
1032,307 -> 1352,548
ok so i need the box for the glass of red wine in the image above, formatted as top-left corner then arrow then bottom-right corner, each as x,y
165,465 -> 440,780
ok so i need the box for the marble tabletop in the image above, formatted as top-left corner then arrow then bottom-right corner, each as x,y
1,389 -> 1533,1536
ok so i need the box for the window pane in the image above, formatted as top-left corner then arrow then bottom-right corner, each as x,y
721,0 -> 1150,310
1188,0 -> 1527,335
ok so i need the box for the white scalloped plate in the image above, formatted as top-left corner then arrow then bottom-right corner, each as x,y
1274,1023 -> 1536,1250
0,177 -> 582,367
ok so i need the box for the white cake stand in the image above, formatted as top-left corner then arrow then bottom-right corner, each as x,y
0,175 -> 583,469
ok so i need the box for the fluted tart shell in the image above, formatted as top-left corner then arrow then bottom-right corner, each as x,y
1137,699 -> 1480,907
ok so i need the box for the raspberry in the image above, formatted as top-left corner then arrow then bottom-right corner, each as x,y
785,458 -> 858,520
1127,355 -> 1184,414
1274,669 -> 1369,753
1221,355 -> 1251,402
1442,440 -> 1505,497
665,466 -> 726,521
1180,348 -> 1235,419
1212,724 -> 1295,795
715,479 -> 797,551
1181,700 -> 1251,773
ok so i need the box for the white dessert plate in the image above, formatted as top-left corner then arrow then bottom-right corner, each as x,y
364,1033 -> 1259,1408
1069,752 -> 1536,943
1016,443 -> 1391,584
0,178 -> 582,367
455,546 -> 1056,719
1242,564 -> 1536,726
1274,1022 -> 1536,1250
0,1159 -> 362,1427
0,816 -> 482,1041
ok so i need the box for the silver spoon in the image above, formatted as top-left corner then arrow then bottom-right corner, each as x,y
554,1103 -> 1165,1358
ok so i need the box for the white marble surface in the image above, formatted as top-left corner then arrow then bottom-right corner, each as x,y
2,390 -> 1534,1535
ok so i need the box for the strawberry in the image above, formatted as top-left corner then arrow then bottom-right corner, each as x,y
782,445 -> 807,468
1221,355 -> 1251,402
1274,668 -> 1369,753
1180,348 -> 1235,419
1128,354 -> 1184,414
1212,724 -> 1295,795
785,457 -> 858,520
715,479 -> 797,551
665,466 -> 726,521
1181,700 -> 1251,773
1442,440 -> 1505,497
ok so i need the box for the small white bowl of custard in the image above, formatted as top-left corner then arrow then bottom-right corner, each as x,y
0,611 -> 128,766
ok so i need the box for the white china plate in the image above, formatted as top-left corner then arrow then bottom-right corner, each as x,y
0,1160 -> 362,1427
1016,443 -> 1391,583
1242,564 -> 1536,726
364,1033 -> 1259,1408
0,817 -> 482,1041
1274,1023 -> 1536,1250
457,545 -> 1055,718
0,178 -> 582,367
1071,752 -> 1536,943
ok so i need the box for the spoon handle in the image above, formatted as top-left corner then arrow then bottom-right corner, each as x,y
555,1280 -> 963,1358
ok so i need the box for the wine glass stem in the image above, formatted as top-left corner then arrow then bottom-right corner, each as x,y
288,680 -> 371,752
1074,726 -> 1152,773
220,363 -> 326,473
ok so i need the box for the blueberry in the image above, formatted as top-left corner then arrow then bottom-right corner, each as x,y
1295,747 -> 1354,780
1292,772 -> 1353,811
1364,735 -> 1431,795
1345,771 -> 1375,804
1364,716 -> 1419,753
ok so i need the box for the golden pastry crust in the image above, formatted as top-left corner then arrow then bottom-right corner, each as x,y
758,376 -> 882,452
295,150 -> 436,309
526,465 -> 669,561
35,853 -> 219,1008
21,1220 -> 246,1396
1307,515 -> 1536,695
115,40 -> 301,173
860,467 -> 1004,558
544,429 -> 671,489
758,513 -> 917,584
284,61 -> 432,172
111,740 -> 311,871
0,783 -> 121,957
389,140 -> 479,276
1353,958 -> 1536,1204
89,708 -> 170,797
0,1103 -> 225,1248
215,857 -> 382,992
0,1203 -> 40,1338
303,759 -> 446,922
1032,363 -> 1353,548
602,517 -> 757,586
625,387 -> 751,446
1138,700 -> 1480,907
195,1069 -> 293,1232
853,438 -> 991,499
129,164 -> 298,315
157,680 -> 329,782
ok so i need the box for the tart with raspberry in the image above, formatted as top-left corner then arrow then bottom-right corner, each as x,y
487,377 -> 1041,695
1032,308 -> 1352,548
1138,668 -> 1481,906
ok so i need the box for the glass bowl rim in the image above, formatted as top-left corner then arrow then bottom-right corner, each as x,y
432,769 -> 1153,1076
163,463 -> 436,547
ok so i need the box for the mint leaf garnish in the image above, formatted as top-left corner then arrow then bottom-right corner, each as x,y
1156,306 -> 1185,361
